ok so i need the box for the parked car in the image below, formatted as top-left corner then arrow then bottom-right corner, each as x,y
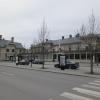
54,60 -> 79,70
32,59 -> 44,64
29,58 -> 34,63
16,59 -> 29,65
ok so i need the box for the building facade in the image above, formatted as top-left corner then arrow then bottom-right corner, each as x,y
0,35 -> 25,61
32,34 -> 100,63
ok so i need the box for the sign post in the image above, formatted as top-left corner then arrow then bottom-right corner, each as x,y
60,55 -> 66,66
59,54 -> 67,70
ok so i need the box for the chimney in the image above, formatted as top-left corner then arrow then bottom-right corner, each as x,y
62,36 -> 64,40
11,37 -> 14,43
69,34 -> 72,38
75,33 -> 80,38
46,39 -> 48,42
0,35 -> 2,40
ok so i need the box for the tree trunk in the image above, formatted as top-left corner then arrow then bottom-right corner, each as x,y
90,46 -> 94,74
42,45 -> 45,69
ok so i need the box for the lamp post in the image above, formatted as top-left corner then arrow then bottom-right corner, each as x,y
59,39 -> 61,54
30,45 -> 33,67
89,41 -> 97,74
93,46 -> 96,63
52,48 -> 55,62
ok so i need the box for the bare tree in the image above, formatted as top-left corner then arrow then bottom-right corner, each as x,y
38,19 -> 49,69
32,38 -> 38,46
31,38 -> 38,57
80,12 -> 100,74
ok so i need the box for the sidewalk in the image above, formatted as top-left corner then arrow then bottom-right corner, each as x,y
0,61 -> 100,78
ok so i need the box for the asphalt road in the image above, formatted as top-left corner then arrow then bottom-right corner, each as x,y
0,65 -> 100,100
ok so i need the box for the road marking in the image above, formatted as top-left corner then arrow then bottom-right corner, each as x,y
89,82 -> 100,86
73,87 -> 100,98
94,80 -> 100,83
82,84 -> 100,90
48,99 -> 53,100
60,92 -> 93,100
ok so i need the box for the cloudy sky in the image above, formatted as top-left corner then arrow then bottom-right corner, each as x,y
0,0 -> 100,48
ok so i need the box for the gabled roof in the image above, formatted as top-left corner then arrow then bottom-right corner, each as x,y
0,39 -> 23,49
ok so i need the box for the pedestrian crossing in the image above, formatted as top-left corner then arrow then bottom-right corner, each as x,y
94,80 -> 100,83
82,84 -> 100,90
89,82 -> 100,86
53,79 -> 100,100
60,92 -> 93,100
73,87 -> 100,98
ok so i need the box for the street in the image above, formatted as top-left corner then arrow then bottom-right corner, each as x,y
0,65 -> 100,100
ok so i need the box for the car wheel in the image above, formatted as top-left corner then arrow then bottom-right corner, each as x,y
71,66 -> 76,69
61,68 -> 64,70
61,66 -> 65,70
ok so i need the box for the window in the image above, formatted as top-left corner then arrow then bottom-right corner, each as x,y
12,49 -> 15,52
81,54 -> 86,59
6,49 -> 9,52
75,54 -> 79,59
69,46 -> 71,51
5,53 -> 7,58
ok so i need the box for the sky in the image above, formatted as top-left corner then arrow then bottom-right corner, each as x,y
0,0 -> 100,48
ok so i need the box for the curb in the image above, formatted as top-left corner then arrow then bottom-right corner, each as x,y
0,64 -> 99,79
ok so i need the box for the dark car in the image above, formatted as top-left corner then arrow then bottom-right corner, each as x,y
16,59 -> 29,65
32,59 -> 44,64
54,60 -> 79,70
29,58 -> 34,63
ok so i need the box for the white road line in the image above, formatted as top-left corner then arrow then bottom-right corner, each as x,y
82,84 -> 100,90
94,80 -> 100,83
73,87 -> 100,98
60,92 -> 93,100
89,82 -> 100,86
48,99 -> 53,100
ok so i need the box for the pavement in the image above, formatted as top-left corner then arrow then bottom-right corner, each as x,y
0,61 -> 100,78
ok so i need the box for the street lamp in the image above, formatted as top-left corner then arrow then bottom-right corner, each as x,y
59,39 -> 61,54
30,45 -> 33,67
52,48 -> 55,62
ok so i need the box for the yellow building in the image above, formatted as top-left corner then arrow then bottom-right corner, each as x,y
0,35 -> 24,61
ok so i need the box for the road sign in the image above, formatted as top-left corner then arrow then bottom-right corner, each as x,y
60,55 -> 66,66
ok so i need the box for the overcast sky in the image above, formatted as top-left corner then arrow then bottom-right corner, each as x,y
0,0 -> 100,48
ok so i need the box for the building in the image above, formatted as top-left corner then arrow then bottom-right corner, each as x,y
31,34 -> 100,63
31,40 -> 53,60
0,35 -> 25,61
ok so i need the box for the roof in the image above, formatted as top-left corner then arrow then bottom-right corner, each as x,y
0,39 -> 23,49
46,37 -> 81,45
